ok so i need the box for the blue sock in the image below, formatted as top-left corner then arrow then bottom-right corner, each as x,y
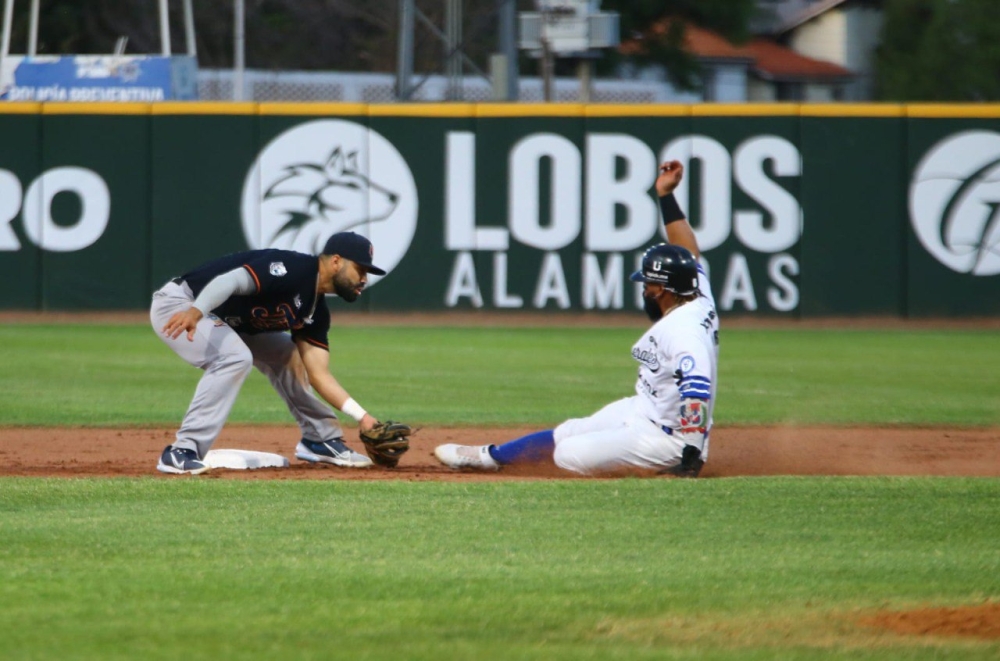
488,430 -> 554,465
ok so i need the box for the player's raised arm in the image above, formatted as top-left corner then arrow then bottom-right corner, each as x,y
655,160 -> 700,259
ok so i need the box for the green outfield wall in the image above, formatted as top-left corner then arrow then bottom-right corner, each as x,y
0,101 -> 997,316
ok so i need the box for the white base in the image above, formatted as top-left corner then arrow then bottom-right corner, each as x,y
203,449 -> 290,470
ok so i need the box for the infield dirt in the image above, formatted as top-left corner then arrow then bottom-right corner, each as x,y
1,423 -> 997,480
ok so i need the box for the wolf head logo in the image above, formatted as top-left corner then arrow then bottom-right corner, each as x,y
242,119 -> 418,284
261,147 -> 400,255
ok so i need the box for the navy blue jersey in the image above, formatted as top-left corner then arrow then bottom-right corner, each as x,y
181,249 -> 331,349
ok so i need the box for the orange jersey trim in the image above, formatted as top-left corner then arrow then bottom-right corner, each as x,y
300,336 -> 329,351
242,264 -> 261,292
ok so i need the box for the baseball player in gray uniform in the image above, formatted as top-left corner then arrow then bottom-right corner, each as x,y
435,160 -> 719,476
150,231 -> 385,474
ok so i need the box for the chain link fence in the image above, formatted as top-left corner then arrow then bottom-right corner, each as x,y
196,69 -> 697,104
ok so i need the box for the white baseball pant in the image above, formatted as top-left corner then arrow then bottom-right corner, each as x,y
553,396 -> 689,475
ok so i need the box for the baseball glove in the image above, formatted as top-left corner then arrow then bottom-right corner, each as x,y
359,420 -> 412,468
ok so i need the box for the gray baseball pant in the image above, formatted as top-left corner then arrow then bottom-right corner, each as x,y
150,280 -> 342,458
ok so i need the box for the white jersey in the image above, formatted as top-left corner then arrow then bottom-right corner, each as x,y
631,264 -> 719,439
550,263 -> 719,475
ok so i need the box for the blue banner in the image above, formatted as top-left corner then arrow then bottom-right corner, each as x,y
1,55 -> 197,102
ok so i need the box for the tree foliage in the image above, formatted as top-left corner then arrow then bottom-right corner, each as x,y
877,0 -> 1000,101
599,0 -> 757,88
3,0 -> 754,88
4,0 -> 413,71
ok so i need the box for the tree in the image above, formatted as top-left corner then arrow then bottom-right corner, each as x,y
600,0 -> 757,89
2,0 -> 756,89
1,0 -> 500,73
877,0 -> 1000,101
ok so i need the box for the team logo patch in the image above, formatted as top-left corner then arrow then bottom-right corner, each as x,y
679,401 -> 706,433
678,355 -> 696,374
270,262 -> 287,277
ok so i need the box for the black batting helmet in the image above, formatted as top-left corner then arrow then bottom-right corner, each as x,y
630,243 -> 699,296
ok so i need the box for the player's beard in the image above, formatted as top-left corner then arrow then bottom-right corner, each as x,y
333,270 -> 360,302
643,292 -> 664,322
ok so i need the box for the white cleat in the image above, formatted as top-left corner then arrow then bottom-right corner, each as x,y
434,444 -> 500,471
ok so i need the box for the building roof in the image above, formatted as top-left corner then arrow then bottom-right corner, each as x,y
763,0 -> 852,34
680,23 -> 757,62
744,38 -> 853,81
620,21 -> 754,62
620,19 -> 854,82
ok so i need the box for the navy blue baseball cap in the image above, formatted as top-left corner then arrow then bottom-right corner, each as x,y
321,231 -> 386,276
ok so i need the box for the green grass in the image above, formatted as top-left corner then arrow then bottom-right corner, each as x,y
1,322 -> 998,659
723,329 -> 1000,425
2,477 -> 998,660
0,324 -> 997,426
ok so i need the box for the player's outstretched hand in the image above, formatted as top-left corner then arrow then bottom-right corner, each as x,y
162,307 -> 204,341
358,413 -> 378,434
656,160 -> 684,197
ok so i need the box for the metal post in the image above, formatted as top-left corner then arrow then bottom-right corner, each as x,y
234,0 -> 245,100
541,38 -> 553,102
490,53 -> 508,100
445,0 -> 462,100
497,0 -> 518,100
28,0 -> 39,56
577,59 -> 591,102
1,0 -> 13,59
539,5 -> 556,102
396,0 -> 414,100
0,0 -> 13,91
159,0 -> 171,55
414,8 -> 488,78
183,0 -> 197,57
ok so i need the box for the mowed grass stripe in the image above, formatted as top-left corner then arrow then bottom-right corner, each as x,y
0,324 -> 997,426
1,477 -> 998,660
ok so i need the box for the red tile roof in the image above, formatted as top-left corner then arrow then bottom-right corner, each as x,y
681,24 -> 756,61
745,38 -> 853,81
620,19 -> 854,82
620,22 -> 754,61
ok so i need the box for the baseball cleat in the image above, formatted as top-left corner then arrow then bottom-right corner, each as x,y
295,438 -> 373,468
434,444 -> 500,471
157,445 -> 210,475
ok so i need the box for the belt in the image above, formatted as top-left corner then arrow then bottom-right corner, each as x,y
650,419 -> 673,436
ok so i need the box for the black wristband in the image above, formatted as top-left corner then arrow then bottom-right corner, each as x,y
659,193 -> 686,225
